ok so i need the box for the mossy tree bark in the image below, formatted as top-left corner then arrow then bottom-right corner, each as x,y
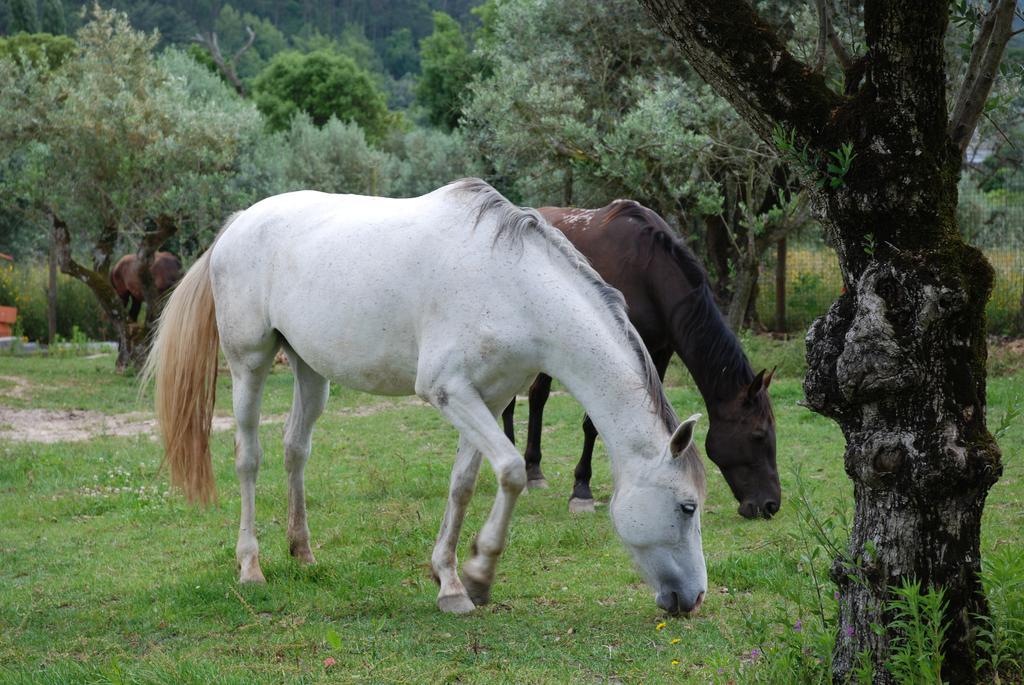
637,0 -> 1014,682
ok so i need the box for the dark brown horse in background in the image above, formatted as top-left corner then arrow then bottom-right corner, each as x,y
110,252 -> 182,321
502,201 -> 781,519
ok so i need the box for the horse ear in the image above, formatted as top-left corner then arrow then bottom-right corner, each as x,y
764,366 -> 778,390
746,369 -> 767,403
671,413 -> 701,458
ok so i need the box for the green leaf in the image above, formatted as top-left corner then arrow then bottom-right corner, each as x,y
326,628 -> 342,650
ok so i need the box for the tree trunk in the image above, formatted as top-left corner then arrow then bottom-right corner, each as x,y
805,232 -> 999,683
52,214 -> 133,372
636,1 -> 1007,681
726,254 -> 758,332
47,224 -> 57,345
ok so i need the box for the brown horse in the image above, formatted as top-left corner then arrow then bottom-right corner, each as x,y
502,200 -> 781,519
110,252 -> 182,321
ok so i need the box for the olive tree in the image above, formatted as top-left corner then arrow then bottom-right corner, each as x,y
0,7 -> 262,370
636,0 -> 1019,680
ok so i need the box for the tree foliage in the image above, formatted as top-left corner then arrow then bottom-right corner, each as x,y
8,0 -> 37,34
416,11 -> 479,130
40,0 -> 65,35
251,48 -> 393,140
0,31 -> 74,69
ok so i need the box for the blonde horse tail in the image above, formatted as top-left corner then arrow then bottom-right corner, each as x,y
141,246 -> 220,505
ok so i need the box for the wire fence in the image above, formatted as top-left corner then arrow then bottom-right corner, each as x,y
756,190 -> 1024,335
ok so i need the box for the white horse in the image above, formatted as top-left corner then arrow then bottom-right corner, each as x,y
145,179 -> 707,615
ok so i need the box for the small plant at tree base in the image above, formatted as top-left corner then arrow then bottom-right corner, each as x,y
992,394 -> 1021,440
975,547 -> 1024,683
884,579 -> 949,684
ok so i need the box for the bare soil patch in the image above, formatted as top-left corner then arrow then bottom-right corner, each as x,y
0,397 -> 428,444
0,375 -> 33,400
0,407 -> 262,444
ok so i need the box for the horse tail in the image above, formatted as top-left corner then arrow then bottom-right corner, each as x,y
141,247 -> 220,505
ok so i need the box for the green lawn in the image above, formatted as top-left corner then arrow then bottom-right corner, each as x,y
0,339 -> 1021,684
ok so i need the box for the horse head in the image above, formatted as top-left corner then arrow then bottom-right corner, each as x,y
705,367 -> 781,519
609,413 -> 707,615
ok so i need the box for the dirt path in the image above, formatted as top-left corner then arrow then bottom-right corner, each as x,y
0,397 -> 429,444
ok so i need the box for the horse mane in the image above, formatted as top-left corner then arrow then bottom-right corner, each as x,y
451,178 -> 678,433
603,200 -> 758,402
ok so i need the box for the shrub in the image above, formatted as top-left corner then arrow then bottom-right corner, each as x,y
0,261 -> 111,342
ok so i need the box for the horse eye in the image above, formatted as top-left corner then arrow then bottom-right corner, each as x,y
752,429 -> 767,440
680,503 -> 697,516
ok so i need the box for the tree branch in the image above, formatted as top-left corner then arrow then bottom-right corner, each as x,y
636,0 -> 840,146
233,26 -> 256,63
51,213 -> 125,325
824,0 -> 853,70
949,0 -> 1018,158
192,28 -> 254,97
813,0 -> 829,73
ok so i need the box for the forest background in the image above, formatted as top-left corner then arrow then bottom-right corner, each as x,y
0,0 -> 1021,350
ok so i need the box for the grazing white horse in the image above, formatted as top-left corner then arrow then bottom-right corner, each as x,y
145,179 -> 707,615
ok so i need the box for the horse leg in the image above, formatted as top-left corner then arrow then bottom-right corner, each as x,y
568,415 -> 598,513
501,399 -> 515,444
428,381 -> 526,610
229,352 -> 275,584
282,346 -> 329,565
431,435 -> 483,614
523,373 -> 552,489
128,294 -> 142,322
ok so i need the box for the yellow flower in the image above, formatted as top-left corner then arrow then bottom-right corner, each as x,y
655,622 -> 666,631
670,638 -> 681,644
671,659 -> 680,666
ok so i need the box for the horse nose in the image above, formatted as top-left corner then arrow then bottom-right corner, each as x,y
657,590 -> 705,615
738,501 -> 759,519
763,500 -> 780,518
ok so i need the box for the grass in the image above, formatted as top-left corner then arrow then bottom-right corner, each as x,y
0,339 -> 1022,684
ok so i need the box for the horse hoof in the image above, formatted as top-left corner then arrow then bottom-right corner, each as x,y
437,593 -> 476,614
289,542 -> 316,565
527,478 -> 550,491
239,569 -> 267,584
460,572 -> 492,607
568,498 -> 596,514
238,557 -> 266,583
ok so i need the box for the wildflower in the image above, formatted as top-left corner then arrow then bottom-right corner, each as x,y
670,637 -> 681,644
750,648 -> 761,659
324,657 -> 336,668
834,591 -> 840,600
671,659 -> 680,666
793,619 -> 803,632
844,624 -> 855,638
655,621 -> 667,631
